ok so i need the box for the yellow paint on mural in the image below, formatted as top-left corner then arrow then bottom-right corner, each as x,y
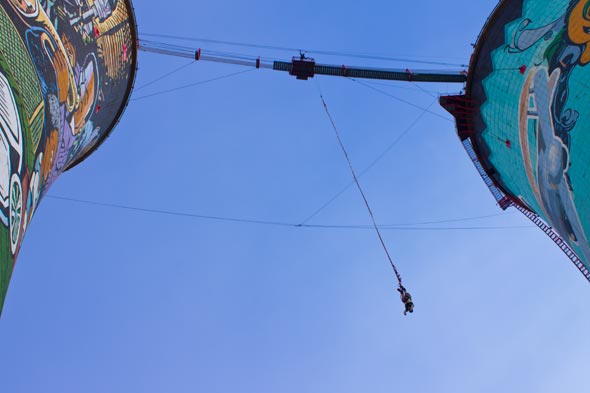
568,0 -> 590,64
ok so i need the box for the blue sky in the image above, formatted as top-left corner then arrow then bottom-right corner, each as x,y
2,1 -> 590,392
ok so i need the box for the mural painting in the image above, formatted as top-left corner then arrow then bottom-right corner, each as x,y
0,0 -> 137,314
466,0 -> 590,268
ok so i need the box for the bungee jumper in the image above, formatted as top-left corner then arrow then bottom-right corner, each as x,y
397,285 -> 414,316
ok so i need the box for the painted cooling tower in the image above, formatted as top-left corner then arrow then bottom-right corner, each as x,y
0,0 -> 137,314
443,0 -> 590,274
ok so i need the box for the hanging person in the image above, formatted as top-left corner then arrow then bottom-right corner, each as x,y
397,285 -> 414,315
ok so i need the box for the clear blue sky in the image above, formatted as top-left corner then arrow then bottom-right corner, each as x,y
2,1 -> 589,392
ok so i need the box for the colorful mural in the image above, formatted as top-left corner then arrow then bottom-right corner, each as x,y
456,0 -> 590,270
0,0 -> 137,314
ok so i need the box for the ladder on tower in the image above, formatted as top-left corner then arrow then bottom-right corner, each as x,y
511,203 -> 590,282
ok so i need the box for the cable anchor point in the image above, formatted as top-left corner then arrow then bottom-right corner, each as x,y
290,51 -> 316,80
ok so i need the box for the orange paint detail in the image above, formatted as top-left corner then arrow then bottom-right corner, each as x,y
41,130 -> 58,183
568,0 -> 590,65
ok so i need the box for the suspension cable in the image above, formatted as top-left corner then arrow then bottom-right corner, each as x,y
46,195 -> 527,231
141,32 -> 469,68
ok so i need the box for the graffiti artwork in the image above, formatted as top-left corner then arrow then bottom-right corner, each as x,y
0,0 -> 137,314
459,0 -> 590,269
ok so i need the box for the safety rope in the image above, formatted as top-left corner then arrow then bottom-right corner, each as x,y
318,94 -> 405,287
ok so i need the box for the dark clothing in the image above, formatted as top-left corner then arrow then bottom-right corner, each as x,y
398,286 -> 414,315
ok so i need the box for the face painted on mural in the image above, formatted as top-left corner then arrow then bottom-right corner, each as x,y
0,0 -> 136,313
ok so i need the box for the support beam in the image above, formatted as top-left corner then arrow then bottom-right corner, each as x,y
139,40 -> 467,84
